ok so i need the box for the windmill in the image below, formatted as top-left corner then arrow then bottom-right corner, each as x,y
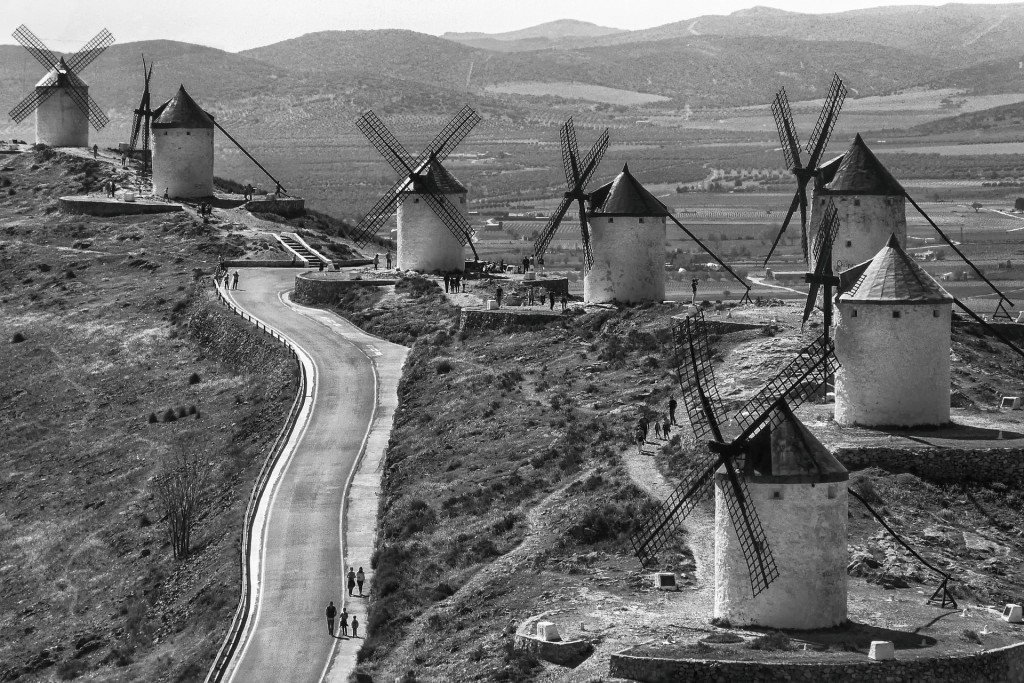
127,56 -> 155,180
353,106 -> 481,271
764,74 -> 847,266
533,118 -> 752,303
8,25 -> 114,147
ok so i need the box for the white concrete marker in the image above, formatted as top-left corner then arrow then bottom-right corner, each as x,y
868,641 -> 895,660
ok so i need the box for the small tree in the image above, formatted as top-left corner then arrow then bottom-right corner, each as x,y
971,201 -> 983,213
152,439 -> 205,559
1015,197 -> 1024,212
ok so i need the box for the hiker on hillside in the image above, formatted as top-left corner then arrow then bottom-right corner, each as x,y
654,420 -> 663,440
373,254 -> 380,270
325,601 -> 337,636
357,567 -> 365,596
638,416 -> 649,443
347,567 -> 357,597
560,293 -> 567,311
385,251 -> 392,269
495,286 -> 503,308
668,396 -> 677,425
635,426 -> 645,455
351,616 -> 360,638
443,274 -> 450,293
663,417 -> 672,440
92,144 -> 98,159
340,608 -> 349,637
691,278 -> 699,304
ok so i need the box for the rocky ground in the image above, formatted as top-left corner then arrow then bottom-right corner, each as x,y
318,273 -> 1024,682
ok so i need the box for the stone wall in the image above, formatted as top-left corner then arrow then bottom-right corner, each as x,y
835,446 -> 1024,485
293,272 -> 397,305
610,641 -> 1024,683
245,196 -> 306,218
59,197 -> 183,217
459,308 -> 563,331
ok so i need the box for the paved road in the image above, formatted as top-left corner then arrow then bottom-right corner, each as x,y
223,269 -> 405,683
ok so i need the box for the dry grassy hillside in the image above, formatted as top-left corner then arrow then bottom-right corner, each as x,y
0,150 -> 295,682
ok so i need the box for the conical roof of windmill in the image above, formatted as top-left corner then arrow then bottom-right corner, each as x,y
406,156 -> 466,195
822,134 -> 903,195
589,164 -> 670,217
35,58 -> 85,88
152,85 -> 215,129
816,153 -> 845,187
740,408 -> 847,483
839,234 -> 953,304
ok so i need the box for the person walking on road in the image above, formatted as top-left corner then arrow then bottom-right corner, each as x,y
357,567 -> 365,596
325,602 -> 337,636
351,616 -> 360,638
232,270 -> 239,290
668,396 -> 677,425
340,608 -> 349,637
347,567 -> 357,597
373,254 -> 379,270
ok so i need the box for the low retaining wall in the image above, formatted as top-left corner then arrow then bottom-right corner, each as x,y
610,641 -> 1024,683
223,259 -> 305,268
59,196 -> 183,216
835,446 -> 1024,485
293,272 -> 398,304
246,196 -> 306,218
460,308 -> 564,331
513,634 -> 593,667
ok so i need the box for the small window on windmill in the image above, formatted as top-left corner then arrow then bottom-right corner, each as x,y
827,484 -> 838,499
852,309 -> 858,318
639,218 -> 645,224
892,310 -> 901,319
772,490 -> 783,500
609,218 -> 614,223
853,198 -> 861,207
845,240 -> 852,248
460,197 -> 465,204
413,198 -> 419,204
934,309 -> 940,318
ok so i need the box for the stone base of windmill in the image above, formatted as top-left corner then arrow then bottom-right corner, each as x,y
59,195 -> 184,217
513,614 -> 593,667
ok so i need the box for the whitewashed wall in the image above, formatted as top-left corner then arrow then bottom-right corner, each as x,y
36,87 -> 88,147
396,193 -> 467,272
714,474 -> 848,629
583,216 -> 665,303
152,127 -> 214,198
835,302 -> 951,426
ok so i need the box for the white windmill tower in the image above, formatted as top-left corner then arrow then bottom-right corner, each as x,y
352,107 -> 481,272
811,134 -> 907,273
834,234 -> 954,427
7,25 -> 114,148
151,85 -> 215,199
583,164 -> 669,303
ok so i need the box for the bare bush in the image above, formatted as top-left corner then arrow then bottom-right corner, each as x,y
151,439 -> 206,559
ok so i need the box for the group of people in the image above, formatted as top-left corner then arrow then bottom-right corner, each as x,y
634,396 -> 678,454
216,265 -> 240,290
443,273 -> 465,293
323,566 -> 367,638
105,179 -> 117,198
492,284 -> 568,311
520,254 -> 544,272
242,184 -> 255,201
371,252 -> 393,270
324,602 -> 359,639
197,202 -> 214,222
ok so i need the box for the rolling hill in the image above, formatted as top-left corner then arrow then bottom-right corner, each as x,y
443,19 -> 625,51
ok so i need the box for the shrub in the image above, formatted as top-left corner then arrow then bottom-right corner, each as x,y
10,331 -> 25,343
148,413 -> 158,424
435,359 -> 453,375
56,658 -> 88,680
962,629 -> 982,644
188,372 -> 201,385
748,631 -> 792,651
188,405 -> 197,415
163,408 -> 177,422
176,406 -> 188,419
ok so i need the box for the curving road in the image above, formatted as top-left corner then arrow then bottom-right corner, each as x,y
222,269 -> 406,683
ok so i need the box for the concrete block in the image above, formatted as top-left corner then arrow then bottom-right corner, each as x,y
868,640 -> 895,660
537,621 -> 561,642
122,192 -> 135,203
524,271 -> 537,281
653,572 -> 678,590
1000,396 -> 1021,410
486,300 -> 498,310
1003,604 -> 1023,623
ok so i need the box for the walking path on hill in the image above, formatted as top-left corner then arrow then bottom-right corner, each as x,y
221,269 -> 407,683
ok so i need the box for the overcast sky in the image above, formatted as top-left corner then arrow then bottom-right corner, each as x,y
4,0 -> 1023,52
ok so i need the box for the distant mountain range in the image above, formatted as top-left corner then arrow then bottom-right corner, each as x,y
2,4 -> 1023,143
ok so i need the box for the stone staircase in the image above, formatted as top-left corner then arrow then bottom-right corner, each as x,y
275,233 -> 331,268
